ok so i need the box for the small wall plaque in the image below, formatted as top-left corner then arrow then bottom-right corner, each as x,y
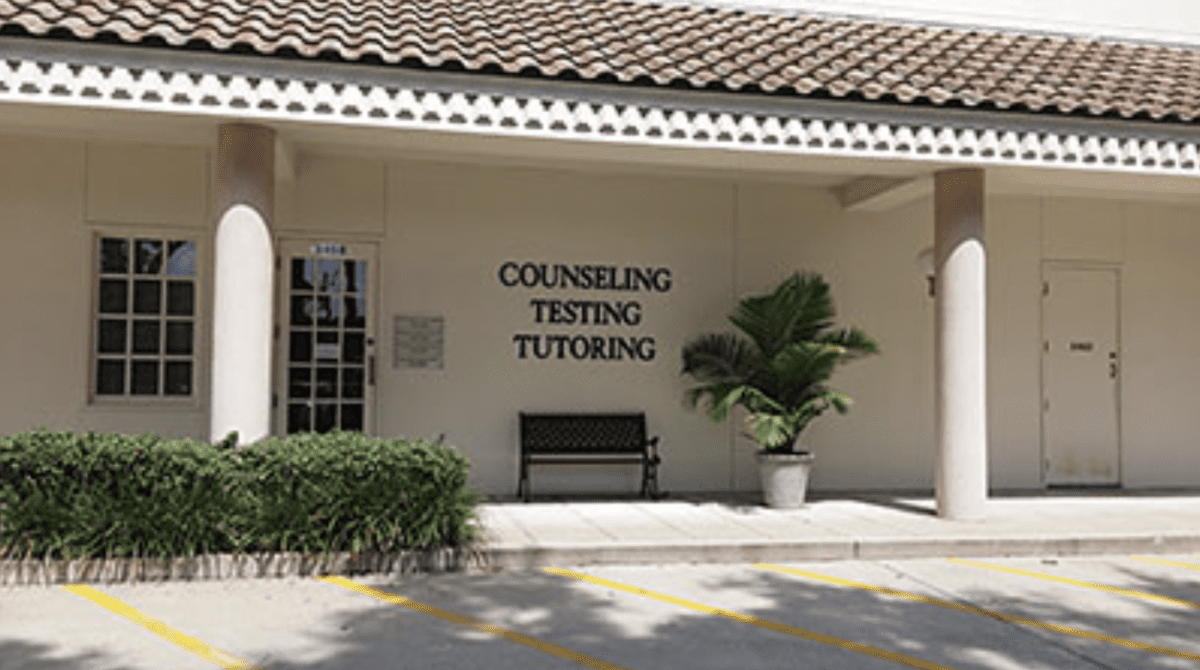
1069,341 -> 1094,352
393,315 -> 444,369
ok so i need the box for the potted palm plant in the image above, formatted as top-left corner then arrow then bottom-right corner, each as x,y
682,272 -> 878,508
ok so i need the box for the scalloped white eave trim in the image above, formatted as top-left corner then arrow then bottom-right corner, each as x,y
2,49 -> 1200,177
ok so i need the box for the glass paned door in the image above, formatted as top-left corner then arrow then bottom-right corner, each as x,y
277,240 -> 376,435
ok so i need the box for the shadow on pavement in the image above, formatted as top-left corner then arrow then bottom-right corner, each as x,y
246,559 -> 1200,670
0,639 -> 131,670
4,554 -> 1200,669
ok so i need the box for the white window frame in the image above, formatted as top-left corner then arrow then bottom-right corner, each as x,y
88,228 -> 205,408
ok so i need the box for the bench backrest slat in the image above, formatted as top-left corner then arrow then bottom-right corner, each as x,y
520,413 -> 647,454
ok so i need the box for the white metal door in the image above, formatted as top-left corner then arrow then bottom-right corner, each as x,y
276,240 -> 377,435
1041,266 -> 1120,485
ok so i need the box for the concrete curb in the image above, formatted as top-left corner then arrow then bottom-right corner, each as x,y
0,548 -> 475,586
5,533 -> 1199,585
481,532 -> 1200,570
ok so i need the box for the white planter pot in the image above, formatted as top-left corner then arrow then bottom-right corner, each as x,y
757,451 -> 815,509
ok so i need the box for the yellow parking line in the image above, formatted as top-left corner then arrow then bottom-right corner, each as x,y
62,584 -> 259,670
755,563 -> 1200,662
544,567 -> 960,670
1132,555 -> 1200,572
948,558 -> 1200,609
318,575 -> 628,670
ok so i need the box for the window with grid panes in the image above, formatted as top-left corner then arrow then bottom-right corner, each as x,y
94,236 -> 196,398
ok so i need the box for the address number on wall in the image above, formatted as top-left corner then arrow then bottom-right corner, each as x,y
311,243 -> 347,256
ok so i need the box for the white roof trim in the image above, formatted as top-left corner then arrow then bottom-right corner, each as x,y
3,38 -> 1200,177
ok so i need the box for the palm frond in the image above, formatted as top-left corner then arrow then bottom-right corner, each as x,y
684,383 -> 745,421
768,342 -> 842,404
826,390 -> 853,414
682,333 -> 760,382
817,327 -> 880,358
729,273 -> 835,357
687,382 -> 783,423
744,413 -> 794,450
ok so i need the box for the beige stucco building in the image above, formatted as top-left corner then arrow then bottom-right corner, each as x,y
2,0 -> 1200,515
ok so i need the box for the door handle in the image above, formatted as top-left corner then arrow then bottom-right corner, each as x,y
369,354 -> 376,385
1109,362 -> 1118,379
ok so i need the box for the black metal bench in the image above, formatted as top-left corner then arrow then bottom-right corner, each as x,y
518,412 -> 662,502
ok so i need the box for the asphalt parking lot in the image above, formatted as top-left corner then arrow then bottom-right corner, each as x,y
2,554 -> 1198,669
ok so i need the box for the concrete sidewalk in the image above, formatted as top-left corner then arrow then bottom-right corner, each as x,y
476,490 -> 1200,570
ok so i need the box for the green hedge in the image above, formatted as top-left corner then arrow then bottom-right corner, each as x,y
0,430 -> 477,560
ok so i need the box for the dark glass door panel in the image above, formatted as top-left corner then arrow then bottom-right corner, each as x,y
287,403 -> 311,433
315,367 -> 338,398
315,260 -> 342,293
314,404 -> 337,433
341,368 -> 364,399
288,367 -> 311,399
341,404 -> 363,431
282,247 -> 372,435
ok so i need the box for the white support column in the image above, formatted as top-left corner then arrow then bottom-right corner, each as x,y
211,123 -> 275,445
934,168 -> 988,520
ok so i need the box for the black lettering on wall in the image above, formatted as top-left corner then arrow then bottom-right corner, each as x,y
512,333 -> 658,362
527,299 -> 644,327
502,260 -> 670,363
500,261 -> 673,293
499,261 -> 520,287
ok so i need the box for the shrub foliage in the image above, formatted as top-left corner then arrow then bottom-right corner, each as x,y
0,430 -> 477,560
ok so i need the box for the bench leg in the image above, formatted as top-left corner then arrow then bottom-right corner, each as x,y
518,458 -> 531,502
641,455 -> 661,500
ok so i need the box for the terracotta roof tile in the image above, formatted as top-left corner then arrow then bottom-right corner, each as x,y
4,0 -> 1200,121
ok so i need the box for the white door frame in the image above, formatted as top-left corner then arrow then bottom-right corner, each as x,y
1039,260 -> 1122,486
274,236 -> 379,436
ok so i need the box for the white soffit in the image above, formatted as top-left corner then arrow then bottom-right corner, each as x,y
3,39 -> 1200,180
